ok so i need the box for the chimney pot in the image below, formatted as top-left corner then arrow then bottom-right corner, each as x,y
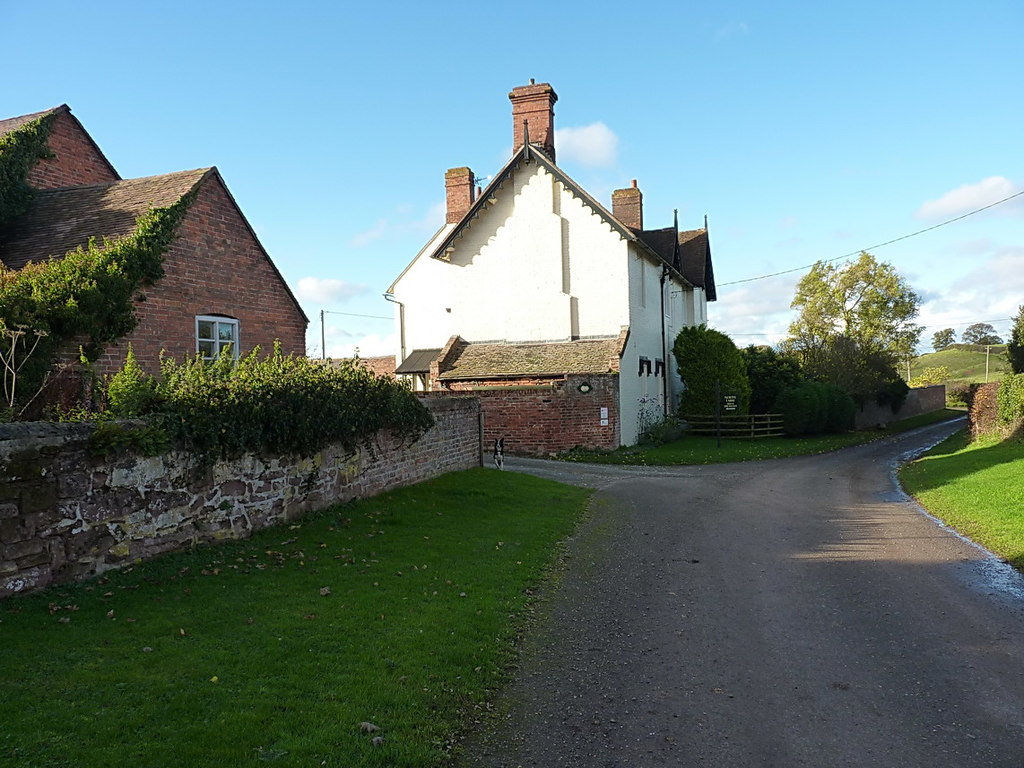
612,181 -> 644,230
509,81 -> 558,161
445,167 -> 475,224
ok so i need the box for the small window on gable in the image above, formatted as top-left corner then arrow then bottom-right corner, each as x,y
638,356 -> 652,376
196,315 -> 239,361
655,359 -> 665,377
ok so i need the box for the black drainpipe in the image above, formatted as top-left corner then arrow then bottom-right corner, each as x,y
660,265 -> 669,417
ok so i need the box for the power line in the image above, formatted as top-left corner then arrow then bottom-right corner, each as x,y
321,310 -> 391,321
719,188 -> 1024,288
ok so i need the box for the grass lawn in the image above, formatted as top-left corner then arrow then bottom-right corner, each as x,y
900,430 -> 1024,569
559,408 -> 965,466
0,468 -> 590,768
911,344 -> 1010,387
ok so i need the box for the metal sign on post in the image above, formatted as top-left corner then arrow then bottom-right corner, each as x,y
721,393 -> 739,413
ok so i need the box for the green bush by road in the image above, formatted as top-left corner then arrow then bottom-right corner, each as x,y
0,469 -> 590,768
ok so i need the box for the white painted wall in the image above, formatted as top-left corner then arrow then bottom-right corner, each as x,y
390,158 -> 709,445
392,161 -> 632,354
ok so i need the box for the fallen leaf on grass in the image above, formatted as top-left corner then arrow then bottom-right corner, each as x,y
319,587 -> 331,597
358,722 -> 379,733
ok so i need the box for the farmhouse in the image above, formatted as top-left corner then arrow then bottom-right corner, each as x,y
388,81 -> 716,453
0,105 -> 307,378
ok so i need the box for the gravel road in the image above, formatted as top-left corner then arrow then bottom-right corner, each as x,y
456,420 -> 1024,767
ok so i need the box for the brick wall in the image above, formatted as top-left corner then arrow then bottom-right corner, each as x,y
91,172 -> 308,375
434,374 -> 619,456
0,397 -> 482,598
853,384 -> 946,429
27,108 -> 119,190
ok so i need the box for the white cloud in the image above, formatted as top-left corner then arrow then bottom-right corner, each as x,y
350,218 -> 389,247
295,277 -> 367,305
708,275 -> 800,347
917,244 -> 1024,343
714,21 -> 750,40
554,122 -> 619,168
915,176 -> 1023,220
326,331 -> 397,360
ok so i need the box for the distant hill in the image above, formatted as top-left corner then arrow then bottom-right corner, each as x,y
909,344 -> 1011,386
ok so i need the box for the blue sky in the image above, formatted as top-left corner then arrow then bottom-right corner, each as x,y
7,0 -> 1023,357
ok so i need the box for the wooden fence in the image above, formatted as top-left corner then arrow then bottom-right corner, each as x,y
683,413 -> 785,439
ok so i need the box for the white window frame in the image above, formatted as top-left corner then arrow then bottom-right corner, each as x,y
195,315 -> 240,361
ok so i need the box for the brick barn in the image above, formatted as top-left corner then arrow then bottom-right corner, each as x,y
0,105 -> 307,377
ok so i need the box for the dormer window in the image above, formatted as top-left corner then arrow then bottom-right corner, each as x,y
196,315 -> 239,361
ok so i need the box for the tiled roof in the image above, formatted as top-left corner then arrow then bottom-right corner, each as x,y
438,338 -> 621,380
0,168 -> 209,269
0,106 -> 59,138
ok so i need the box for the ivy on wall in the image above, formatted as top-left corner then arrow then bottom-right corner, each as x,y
0,114 -> 197,410
0,112 -> 56,228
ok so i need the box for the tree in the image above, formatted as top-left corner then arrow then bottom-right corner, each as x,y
794,334 -> 908,410
789,252 -> 922,361
673,325 -> 751,416
962,322 -> 1003,345
740,345 -> 802,414
1007,305 -> 1024,374
932,328 -> 956,351
908,366 -> 951,388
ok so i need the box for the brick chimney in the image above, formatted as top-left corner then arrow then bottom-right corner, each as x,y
445,167 -> 475,224
509,79 -> 558,161
612,180 -> 643,230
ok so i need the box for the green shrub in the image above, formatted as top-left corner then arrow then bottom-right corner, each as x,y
674,325 -> 751,416
741,345 -> 802,414
105,344 -> 160,417
776,381 -> 854,436
106,344 -> 434,460
996,374 -> 1024,424
824,384 -> 856,433
776,382 -> 821,436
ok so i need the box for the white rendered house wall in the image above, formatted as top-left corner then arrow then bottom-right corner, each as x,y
392,162 -> 632,355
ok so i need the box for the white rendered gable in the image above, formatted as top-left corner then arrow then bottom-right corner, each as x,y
393,161 -> 631,351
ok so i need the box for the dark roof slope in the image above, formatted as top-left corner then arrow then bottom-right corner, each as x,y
677,229 -> 716,302
438,338 -> 621,380
0,168 -> 208,269
395,348 -> 442,374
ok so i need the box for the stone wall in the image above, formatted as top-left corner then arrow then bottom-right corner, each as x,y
854,384 -> 946,430
0,397 -> 481,598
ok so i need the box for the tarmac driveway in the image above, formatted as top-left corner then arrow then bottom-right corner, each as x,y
457,420 -> 1024,767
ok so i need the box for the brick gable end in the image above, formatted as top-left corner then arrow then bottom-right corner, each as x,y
94,173 -> 307,374
27,109 -> 119,190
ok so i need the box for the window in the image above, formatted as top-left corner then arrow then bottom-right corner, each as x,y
638,356 -> 652,376
196,315 -> 239,361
